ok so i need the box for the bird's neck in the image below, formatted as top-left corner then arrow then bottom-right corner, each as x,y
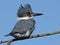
17,16 -> 33,21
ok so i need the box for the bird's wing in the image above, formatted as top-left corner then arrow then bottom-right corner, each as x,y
11,20 -> 35,35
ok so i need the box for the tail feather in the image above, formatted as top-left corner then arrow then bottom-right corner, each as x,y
4,34 -> 10,36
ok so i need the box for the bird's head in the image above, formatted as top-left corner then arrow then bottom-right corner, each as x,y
17,4 -> 43,20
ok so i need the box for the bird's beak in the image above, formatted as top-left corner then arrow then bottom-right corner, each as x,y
31,13 -> 43,16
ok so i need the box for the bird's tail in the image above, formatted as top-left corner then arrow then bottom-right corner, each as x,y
4,33 -> 11,36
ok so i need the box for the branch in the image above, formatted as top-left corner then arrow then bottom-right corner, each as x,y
0,31 -> 60,45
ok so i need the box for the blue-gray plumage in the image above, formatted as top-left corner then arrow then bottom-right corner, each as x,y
17,4 -> 32,17
5,4 -> 43,39
10,19 -> 35,39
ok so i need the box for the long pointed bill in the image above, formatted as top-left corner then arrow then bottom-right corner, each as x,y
31,13 -> 43,16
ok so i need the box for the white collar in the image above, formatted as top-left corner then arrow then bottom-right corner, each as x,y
17,16 -> 33,20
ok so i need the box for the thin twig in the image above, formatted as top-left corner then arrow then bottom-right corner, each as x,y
0,31 -> 60,45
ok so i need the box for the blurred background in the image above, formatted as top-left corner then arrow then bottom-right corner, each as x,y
0,0 -> 60,45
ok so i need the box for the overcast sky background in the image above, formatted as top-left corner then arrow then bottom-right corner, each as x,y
0,0 -> 60,45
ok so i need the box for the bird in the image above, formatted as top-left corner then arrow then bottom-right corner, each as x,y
5,4 -> 43,39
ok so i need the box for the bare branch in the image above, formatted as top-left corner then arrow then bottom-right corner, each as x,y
0,31 -> 60,45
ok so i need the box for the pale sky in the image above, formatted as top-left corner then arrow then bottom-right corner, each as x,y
0,0 -> 60,45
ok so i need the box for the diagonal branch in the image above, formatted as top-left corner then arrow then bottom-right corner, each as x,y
0,30 -> 60,45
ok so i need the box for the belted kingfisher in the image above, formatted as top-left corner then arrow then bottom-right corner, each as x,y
5,4 -> 43,39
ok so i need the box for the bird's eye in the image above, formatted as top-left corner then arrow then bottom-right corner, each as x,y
27,12 -> 30,15
27,12 -> 31,17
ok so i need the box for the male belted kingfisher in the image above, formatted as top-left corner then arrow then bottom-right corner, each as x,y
5,4 -> 43,39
